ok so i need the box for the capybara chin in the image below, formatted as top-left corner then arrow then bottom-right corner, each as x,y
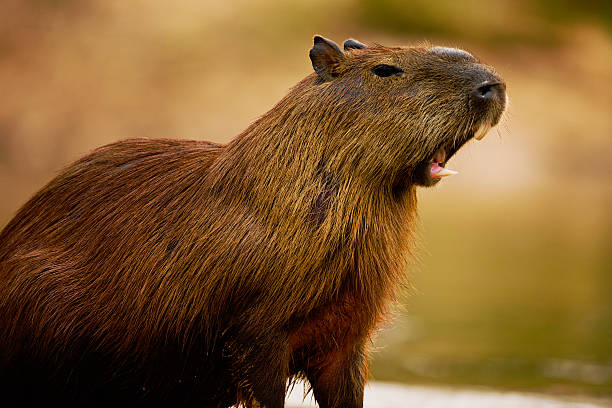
0,36 -> 506,407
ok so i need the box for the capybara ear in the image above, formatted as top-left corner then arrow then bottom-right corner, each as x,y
343,39 -> 367,51
310,35 -> 345,81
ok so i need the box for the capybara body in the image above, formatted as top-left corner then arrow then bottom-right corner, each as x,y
0,37 -> 506,407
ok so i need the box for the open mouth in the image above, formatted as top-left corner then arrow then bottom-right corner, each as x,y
429,146 -> 458,179
413,122 -> 492,187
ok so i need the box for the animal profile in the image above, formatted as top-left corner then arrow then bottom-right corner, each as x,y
0,36 -> 506,407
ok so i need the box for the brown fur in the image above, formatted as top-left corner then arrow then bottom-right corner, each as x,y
0,37 -> 505,407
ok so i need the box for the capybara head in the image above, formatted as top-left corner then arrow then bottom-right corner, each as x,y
303,36 -> 506,189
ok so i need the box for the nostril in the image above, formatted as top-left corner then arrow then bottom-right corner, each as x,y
473,81 -> 502,101
478,84 -> 493,98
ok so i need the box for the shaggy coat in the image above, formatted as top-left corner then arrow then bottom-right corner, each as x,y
0,36 -> 506,407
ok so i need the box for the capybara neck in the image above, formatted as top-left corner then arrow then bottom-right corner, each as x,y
211,73 -> 418,240
218,73 -> 416,187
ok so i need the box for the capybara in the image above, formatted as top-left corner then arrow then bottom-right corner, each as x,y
0,36 -> 506,407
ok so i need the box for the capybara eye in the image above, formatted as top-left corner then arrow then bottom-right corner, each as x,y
371,64 -> 404,77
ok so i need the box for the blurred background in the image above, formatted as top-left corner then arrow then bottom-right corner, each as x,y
1,0 -> 611,403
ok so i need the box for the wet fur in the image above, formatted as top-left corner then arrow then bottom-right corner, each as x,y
0,38 -> 504,407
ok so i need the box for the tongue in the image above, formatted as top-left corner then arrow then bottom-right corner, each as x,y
430,162 -> 458,178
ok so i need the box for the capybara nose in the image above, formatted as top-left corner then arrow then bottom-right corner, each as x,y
472,81 -> 505,103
